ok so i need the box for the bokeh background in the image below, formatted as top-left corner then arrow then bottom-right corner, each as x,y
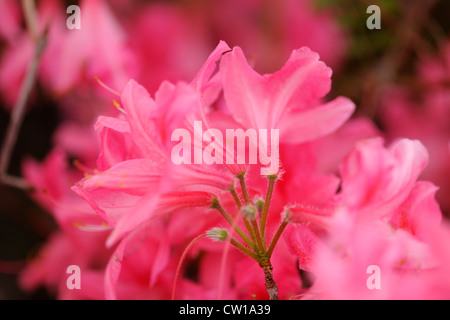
1,0 -> 450,299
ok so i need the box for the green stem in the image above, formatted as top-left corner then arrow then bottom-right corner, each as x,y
243,218 -> 257,245
211,198 -> 256,251
251,219 -> 265,253
229,184 -> 242,209
266,220 -> 288,259
237,173 -> 250,205
260,175 -> 277,240
230,238 -> 259,261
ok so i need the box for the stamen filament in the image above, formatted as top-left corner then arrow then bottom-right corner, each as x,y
94,76 -> 121,96
171,233 -> 206,300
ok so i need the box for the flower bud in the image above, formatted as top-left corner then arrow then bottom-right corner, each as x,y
281,207 -> 291,223
242,204 -> 257,220
253,196 -> 265,212
207,228 -> 228,242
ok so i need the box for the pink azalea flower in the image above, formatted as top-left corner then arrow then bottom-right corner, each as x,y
0,0 -> 21,43
197,0 -> 348,73
40,0 -> 136,96
72,78 -> 233,246
307,207 -> 450,299
280,120 -> 379,229
22,124 -> 107,237
380,81 -> 450,214
69,41 -> 358,300
287,137 -> 430,234
20,231 -> 110,300
122,2 -> 211,95
19,124 -> 112,299
0,0 -> 135,115
378,37 -> 450,216
18,36 -> 370,300
285,137 -> 450,299
220,46 -> 355,145
338,137 -> 429,219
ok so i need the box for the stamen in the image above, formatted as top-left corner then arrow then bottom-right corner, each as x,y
94,76 -> 121,96
112,100 -> 126,114
253,196 -> 265,214
72,159 -> 95,176
242,205 -> 256,220
217,205 -> 242,300
171,233 -> 206,300
207,228 -> 228,242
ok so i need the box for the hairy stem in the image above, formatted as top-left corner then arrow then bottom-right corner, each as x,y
229,238 -> 258,261
172,233 -> 206,300
211,198 -> 256,251
260,175 -> 277,240
237,173 -> 250,205
251,219 -> 265,253
267,219 -> 288,259
229,184 -> 242,209
261,261 -> 279,300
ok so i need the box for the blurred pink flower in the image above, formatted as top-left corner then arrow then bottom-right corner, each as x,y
198,0 -> 348,73
0,0 -> 135,122
307,207 -> 450,299
0,0 -> 22,43
285,137 -> 450,299
122,2 -> 211,95
19,124 -> 112,299
380,38 -> 450,214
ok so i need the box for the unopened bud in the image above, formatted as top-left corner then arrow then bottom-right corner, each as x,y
210,197 -> 219,209
253,197 -> 264,212
242,204 -> 257,220
281,207 -> 291,223
207,228 -> 228,242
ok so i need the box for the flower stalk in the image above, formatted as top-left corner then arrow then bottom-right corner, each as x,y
260,174 -> 277,237
210,173 -> 285,300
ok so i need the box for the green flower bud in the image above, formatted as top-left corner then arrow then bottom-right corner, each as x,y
207,228 -> 228,242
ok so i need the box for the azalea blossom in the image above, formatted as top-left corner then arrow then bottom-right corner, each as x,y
285,137 -> 450,299
5,0 -> 450,302
380,37 -> 450,214
64,41 -> 356,300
